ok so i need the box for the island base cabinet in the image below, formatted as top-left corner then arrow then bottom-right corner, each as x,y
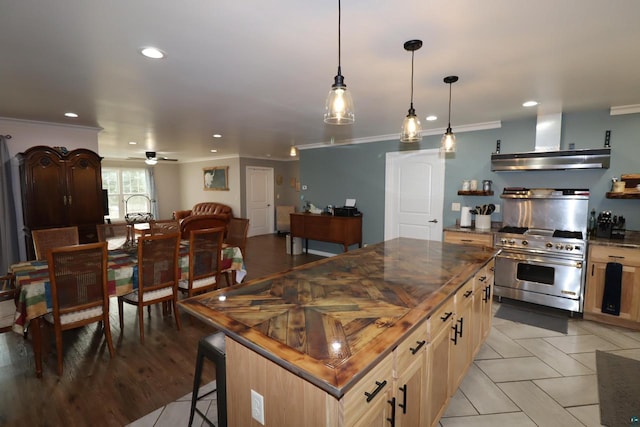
450,280 -> 474,392
225,338 -> 341,427
426,297 -> 454,427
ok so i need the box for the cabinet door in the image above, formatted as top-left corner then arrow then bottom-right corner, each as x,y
585,261 -> 640,322
426,299 -> 454,427
21,149 -> 67,228
481,260 -> 495,342
395,355 -> 426,427
450,281 -> 474,392
65,151 -> 104,230
351,388 -> 394,427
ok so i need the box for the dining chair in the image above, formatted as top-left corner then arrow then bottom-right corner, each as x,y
149,219 -> 180,236
222,218 -> 249,286
0,274 -> 18,333
118,232 -> 182,344
45,242 -> 115,375
96,222 -> 131,250
32,226 -> 79,260
178,227 -> 225,298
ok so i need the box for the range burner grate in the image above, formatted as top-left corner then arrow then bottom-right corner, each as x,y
553,230 -> 583,239
499,226 -> 528,234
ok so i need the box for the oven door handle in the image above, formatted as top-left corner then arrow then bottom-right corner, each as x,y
496,253 -> 583,269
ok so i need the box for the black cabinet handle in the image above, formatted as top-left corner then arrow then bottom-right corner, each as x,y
410,340 -> 426,355
440,311 -> 453,322
364,380 -> 387,403
489,266 -> 495,272
387,397 -> 396,426
451,324 -> 458,344
464,290 -> 472,298
398,384 -> 407,414
457,317 -> 464,338
478,275 -> 487,282
591,264 -> 594,276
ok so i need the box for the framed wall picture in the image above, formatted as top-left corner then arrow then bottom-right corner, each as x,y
203,166 -> 229,191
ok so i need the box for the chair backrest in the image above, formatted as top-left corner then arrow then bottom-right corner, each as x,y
187,227 -> 225,293
150,219 -> 180,236
0,274 -> 18,332
225,218 -> 249,255
180,215 -> 228,240
137,232 -> 180,294
96,223 -> 131,250
46,242 -> 108,321
32,226 -> 80,260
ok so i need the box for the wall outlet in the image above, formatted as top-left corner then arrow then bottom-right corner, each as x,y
301,184 -> 308,190
251,389 -> 265,425
494,204 -> 500,213
451,202 -> 461,212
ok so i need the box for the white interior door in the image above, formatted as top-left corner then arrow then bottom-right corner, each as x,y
246,166 -> 274,237
384,149 -> 445,241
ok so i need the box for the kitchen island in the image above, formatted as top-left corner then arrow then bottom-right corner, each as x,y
179,237 -> 497,426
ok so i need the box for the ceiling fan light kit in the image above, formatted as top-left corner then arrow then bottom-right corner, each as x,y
400,39 -> 423,143
324,0 -> 355,125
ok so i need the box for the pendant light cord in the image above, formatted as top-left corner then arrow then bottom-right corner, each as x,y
410,50 -> 415,110
337,0 -> 342,73
447,82 -> 452,128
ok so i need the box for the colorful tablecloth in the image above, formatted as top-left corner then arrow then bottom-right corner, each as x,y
10,243 -> 246,334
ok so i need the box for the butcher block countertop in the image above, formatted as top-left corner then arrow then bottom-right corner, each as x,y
178,237 -> 497,398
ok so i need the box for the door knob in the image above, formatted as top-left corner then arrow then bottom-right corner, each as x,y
428,219 -> 438,223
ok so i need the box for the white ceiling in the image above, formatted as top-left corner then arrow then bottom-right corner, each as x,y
2,0 -> 640,162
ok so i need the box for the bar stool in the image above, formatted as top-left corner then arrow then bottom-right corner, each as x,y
188,332 -> 227,427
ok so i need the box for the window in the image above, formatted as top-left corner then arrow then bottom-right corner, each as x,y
102,168 -> 151,220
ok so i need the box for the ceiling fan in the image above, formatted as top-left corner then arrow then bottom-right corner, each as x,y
127,151 -> 179,165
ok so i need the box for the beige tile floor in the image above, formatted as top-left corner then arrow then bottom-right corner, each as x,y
128,301 -> 640,426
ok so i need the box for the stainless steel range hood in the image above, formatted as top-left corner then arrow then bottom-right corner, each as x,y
491,112 -> 611,171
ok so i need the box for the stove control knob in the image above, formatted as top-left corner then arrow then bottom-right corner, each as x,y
508,239 -> 515,245
565,244 -> 573,251
555,243 -> 563,250
545,242 -> 553,248
522,240 -> 528,246
500,238 -> 507,244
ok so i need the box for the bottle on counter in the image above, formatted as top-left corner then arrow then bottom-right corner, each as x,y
588,208 -> 596,238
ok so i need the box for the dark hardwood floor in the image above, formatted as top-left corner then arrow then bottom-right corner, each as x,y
0,234 -> 324,426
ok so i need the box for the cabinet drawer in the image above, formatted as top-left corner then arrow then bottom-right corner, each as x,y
456,279 -> 475,307
589,245 -> 640,266
341,351 -> 393,424
428,297 -> 455,341
444,231 -> 493,247
394,321 -> 427,375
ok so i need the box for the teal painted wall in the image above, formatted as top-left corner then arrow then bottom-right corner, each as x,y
300,108 -> 640,255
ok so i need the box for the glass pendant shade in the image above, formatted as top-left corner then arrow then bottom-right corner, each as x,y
400,108 -> 422,143
441,128 -> 456,152
289,145 -> 298,157
324,73 -> 355,124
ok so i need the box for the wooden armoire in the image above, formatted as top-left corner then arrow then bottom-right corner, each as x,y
18,146 -> 104,259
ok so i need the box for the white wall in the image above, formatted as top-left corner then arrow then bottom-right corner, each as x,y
178,157 -> 242,216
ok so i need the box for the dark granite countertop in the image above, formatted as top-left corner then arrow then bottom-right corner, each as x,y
179,237 -> 496,398
588,230 -> 640,249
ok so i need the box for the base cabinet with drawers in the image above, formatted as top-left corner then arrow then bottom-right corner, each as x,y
224,259 -> 495,427
444,230 -> 493,247
584,244 -> 640,330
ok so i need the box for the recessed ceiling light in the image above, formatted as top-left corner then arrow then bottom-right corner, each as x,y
426,115 -> 437,121
210,149 -> 217,153
212,134 -> 222,138
64,112 -> 78,118
140,47 -> 166,59
129,141 -> 137,145
523,100 -> 539,107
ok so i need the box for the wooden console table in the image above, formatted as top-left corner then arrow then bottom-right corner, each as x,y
290,212 -> 362,253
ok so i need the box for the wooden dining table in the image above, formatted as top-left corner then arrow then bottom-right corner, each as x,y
10,241 -> 246,377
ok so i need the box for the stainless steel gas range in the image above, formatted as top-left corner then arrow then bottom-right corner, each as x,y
493,188 -> 590,313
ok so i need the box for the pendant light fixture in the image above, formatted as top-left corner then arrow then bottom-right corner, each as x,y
324,0 -> 354,125
400,39 -> 423,143
441,75 -> 459,153
289,145 -> 298,157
